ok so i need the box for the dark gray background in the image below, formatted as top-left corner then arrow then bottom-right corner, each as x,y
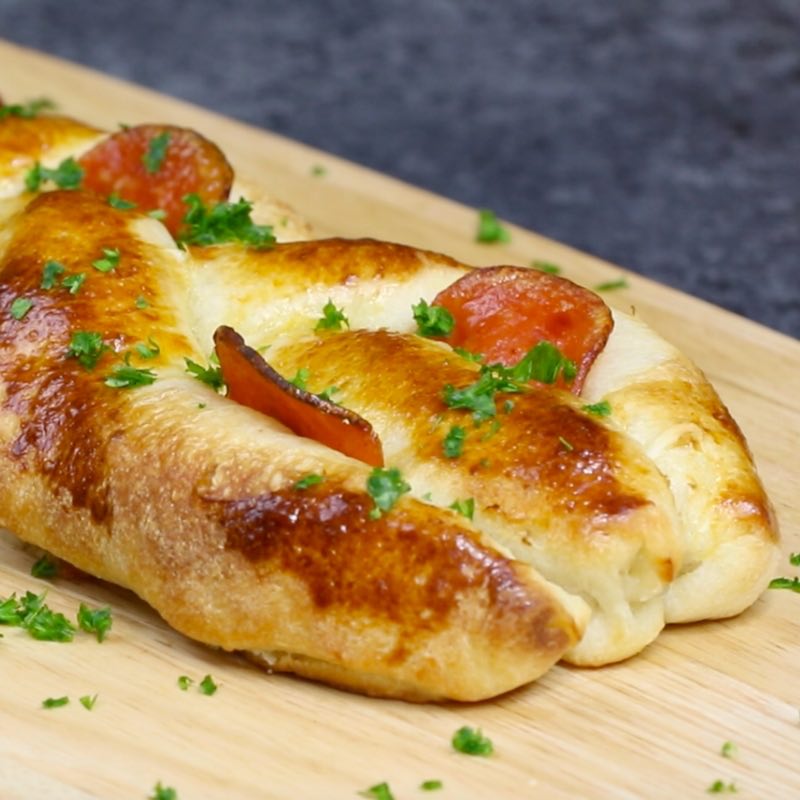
1,0 -> 797,337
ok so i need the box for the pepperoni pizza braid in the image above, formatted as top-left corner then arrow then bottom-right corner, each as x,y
0,103 -> 779,699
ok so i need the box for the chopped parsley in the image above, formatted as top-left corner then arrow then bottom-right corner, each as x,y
149,782 -> 178,800
199,674 -> 218,696
583,400 -> 612,417
768,577 -> 800,592
184,358 -> 224,391
315,299 -> 349,331
179,193 -> 275,249
66,331 -> 108,370
510,340 -> 577,385
135,337 -> 161,360
706,779 -> 738,794
104,364 -> 157,389
177,675 -> 193,691
594,277 -> 629,292
91,247 -> 120,273
442,425 -> 466,458
789,553 -> 800,566
476,209 -> 510,244
450,498 -> 475,520
358,783 -> 395,800
317,385 -> 340,402
453,347 -> 484,363
720,741 -> 737,759
79,694 -> 98,710
31,555 -> 58,579
42,696 -> 69,709
442,371 -> 505,423
135,295 -> 150,309
24,157 -> 84,191
451,726 -> 493,756
9,297 -> 33,320
62,273 -> 86,295
148,209 -> 167,220
531,260 -> 561,275
41,260 -> 66,289
142,131 -> 171,174
290,367 -> 310,390
108,193 -> 137,210
0,97 -> 54,119
77,603 -> 112,642
412,299 -> 455,337
310,164 -> 327,177
0,591 -> 76,641
294,474 -> 324,490
420,780 -> 443,791
366,467 -> 411,519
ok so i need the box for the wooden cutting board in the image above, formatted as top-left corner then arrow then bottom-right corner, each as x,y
1,40 -> 798,800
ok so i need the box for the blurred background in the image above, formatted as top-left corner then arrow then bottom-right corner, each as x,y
1,0 -> 797,337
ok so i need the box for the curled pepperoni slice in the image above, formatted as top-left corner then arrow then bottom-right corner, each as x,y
78,124 -> 233,236
214,326 -> 384,467
432,266 -> 613,394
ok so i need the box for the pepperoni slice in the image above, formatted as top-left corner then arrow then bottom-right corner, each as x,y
214,326 -> 384,467
78,124 -> 233,236
432,266 -> 613,394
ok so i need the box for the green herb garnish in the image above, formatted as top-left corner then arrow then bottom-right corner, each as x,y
476,209 -> 510,243
91,247 -> 120,273
453,347 -> 484,363
24,157 -> 83,191
61,273 -> 86,295
706,779 -> 738,794
42,696 -> 69,709
77,603 -> 112,642
179,194 -> 275,249
583,400 -> 612,417
412,299 -> 454,337
294,474 -> 324,490
177,675 -> 193,691
594,277 -> 629,292
450,498 -> 475,520
720,741 -> 737,759
199,674 -> 218,696
9,297 -> 33,320
104,364 -> 157,389
315,299 -> 349,331
79,694 -> 98,710
184,358 -> 224,391
509,340 -> 576,385
31,555 -> 58,579
66,331 -> 108,370
148,209 -> 167,220
149,782 -> 178,800
1,591 -> 77,641
789,553 -> 800,566
41,260 -> 66,289
451,726 -> 494,756
289,367 -> 310,390
108,193 -> 137,210
0,97 -> 54,119
531,260 -> 561,274
768,577 -> 800,592
442,425 -> 466,458
420,780 -> 443,791
135,338 -> 161,359
358,783 -> 395,800
310,164 -> 327,177
142,131 -> 171,174
135,295 -> 150,309
366,467 -> 411,519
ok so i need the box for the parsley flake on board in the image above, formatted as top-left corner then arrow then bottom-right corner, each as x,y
768,576 -> 800,592
24,157 -> 83,191
142,131 -> 171,174
108,193 -> 137,210
315,299 -> 350,331
594,277 -> 629,292
358,783 -> 395,800
184,358 -> 224,391
179,193 -> 275,249
177,675 -> 193,691
366,467 -> 411,519
31,555 -> 58,579
0,591 -> 77,641
66,331 -> 108,370
42,696 -> 69,709
294,474 -> 324,490
0,97 -> 54,119
77,603 -> 112,642
80,694 -> 98,710
451,726 -> 494,756
706,779 -> 738,794
91,247 -> 120,273
149,782 -> 178,800
442,425 -> 466,458
720,741 -> 738,759
789,553 -> 800,566
62,273 -> 86,295
531,259 -> 561,275
41,260 -> 66,289
199,674 -> 218,695
310,164 -> 327,177
104,364 -> 157,389
9,297 -> 33,320
583,399 -> 612,417
475,209 -> 510,244
420,780 -> 443,791
412,299 -> 455,337
450,497 -> 475,520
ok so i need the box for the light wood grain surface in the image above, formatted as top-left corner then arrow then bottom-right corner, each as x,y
1,40 -> 798,800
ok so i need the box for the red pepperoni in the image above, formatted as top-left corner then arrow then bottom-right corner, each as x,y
214,326 -> 384,467
78,124 -> 233,236
432,266 -> 613,393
